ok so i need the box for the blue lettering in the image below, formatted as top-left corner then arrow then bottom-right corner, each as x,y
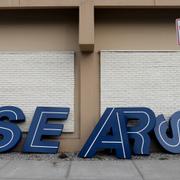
78,108 -> 131,159
0,106 -> 25,152
123,107 -> 156,155
154,111 -> 180,153
23,107 -> 69,153
79,107 -> 156,158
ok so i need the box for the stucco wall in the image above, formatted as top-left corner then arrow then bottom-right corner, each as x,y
0,9 -> 180,152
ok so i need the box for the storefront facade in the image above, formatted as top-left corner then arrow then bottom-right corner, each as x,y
0,0 -> 180,153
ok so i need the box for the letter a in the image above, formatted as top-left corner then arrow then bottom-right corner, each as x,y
78,108 -> 131,159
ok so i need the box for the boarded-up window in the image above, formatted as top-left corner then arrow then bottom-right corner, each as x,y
101,51 -> 180,119
0,51 -> 74,132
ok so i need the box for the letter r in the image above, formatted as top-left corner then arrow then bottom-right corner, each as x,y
122,107 -> 156,155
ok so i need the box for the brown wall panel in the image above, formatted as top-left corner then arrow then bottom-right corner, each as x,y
95,9 -> 179,50
0,10 -> 79,51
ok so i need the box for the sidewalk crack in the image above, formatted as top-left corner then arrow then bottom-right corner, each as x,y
66,161 -> 72,179
0,160 -> 11,179
132,160 -> 145,180
0,160 -> 11,170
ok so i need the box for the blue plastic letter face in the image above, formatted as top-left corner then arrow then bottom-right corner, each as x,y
123,107 -> 156,155
154,111 -> 180,153
0,106 -> 25,152
23,107 -> 69,153
78,108 -> 131,159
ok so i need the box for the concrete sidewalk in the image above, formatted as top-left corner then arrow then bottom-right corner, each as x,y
0,159 -> 179,180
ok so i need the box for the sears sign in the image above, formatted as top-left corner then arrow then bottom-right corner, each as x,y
0,106 -> 180,159
0,106 -> 69,153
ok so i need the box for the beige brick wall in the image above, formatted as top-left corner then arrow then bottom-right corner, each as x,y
0,51 -> 74,132
101,51 -> 180,119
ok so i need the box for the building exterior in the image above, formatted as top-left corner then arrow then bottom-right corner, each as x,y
0,0 -> 180,153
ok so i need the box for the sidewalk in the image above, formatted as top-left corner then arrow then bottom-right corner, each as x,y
0,159 -> 179,180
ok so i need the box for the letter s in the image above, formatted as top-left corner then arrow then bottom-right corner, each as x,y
154,111 -> 180,153
0,106 -> 25,152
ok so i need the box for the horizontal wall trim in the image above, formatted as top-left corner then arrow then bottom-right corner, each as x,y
100,50 -> 180,52
0,51 -> 75,54
1,0 -> 180,8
